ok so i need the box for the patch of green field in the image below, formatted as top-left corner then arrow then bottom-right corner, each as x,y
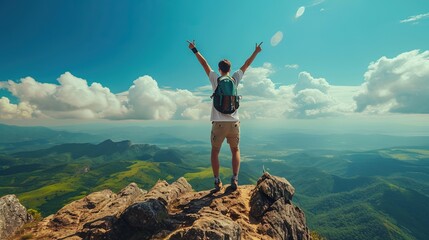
379,148 -> 429,161
94,161 -> 161,191
403,149 -> 429,156
184,166 -> 230,181
184,166 -> 232,191
18,180 -> 77,210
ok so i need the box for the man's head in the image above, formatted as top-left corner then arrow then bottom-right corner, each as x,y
218,59 -> 231,75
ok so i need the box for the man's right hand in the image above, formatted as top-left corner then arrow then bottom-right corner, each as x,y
187,40 -> 196,49
255,42 -> 263,54
187,40 -> 212,76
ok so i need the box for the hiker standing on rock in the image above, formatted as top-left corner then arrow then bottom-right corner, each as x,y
187,40 -> 262,191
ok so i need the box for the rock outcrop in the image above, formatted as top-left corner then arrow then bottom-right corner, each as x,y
15,173 -> 310,240
0,194 -> 32,240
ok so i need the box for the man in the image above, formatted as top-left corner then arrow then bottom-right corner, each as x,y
187,40 -> 262,191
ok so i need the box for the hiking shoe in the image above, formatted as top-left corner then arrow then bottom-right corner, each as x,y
214,180 -> 223,192
231,177 -> 238,191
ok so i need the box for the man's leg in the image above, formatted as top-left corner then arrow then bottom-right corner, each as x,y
230,146 -> 240,176
226,122 -> 240,190
211,122 -> 226,190
211,146 -> 221,178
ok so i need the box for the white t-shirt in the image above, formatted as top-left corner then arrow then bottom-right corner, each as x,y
209,69 -> 244,122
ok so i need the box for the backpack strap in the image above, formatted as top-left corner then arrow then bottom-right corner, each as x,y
217,75 -> 235,85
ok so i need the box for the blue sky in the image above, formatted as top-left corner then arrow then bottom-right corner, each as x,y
0,0 -> 428,129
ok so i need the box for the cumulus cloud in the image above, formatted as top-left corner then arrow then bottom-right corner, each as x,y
237,65 -> 350,119
2,72 -> 126,119
295,6 -> 306,19
181,102 -> 211,120
0,97 -> 37,119
400,12 -> 429,24
236,64 -> 295,119
126,75 -> 176,120
329,86 -> 360,112
290,89 -> 336,118
294,72 -> 330,94
239,63 -> 277,98
287,72 -> 340,118
0,72 -> 204,120
125,76 -> 208,120
354,50 -> 429,114
270,31 -> 283,47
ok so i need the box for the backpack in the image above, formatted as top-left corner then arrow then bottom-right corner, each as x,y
211,75 -> 240,114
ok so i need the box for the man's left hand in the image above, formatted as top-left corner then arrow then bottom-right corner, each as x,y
187,40 -> 196,49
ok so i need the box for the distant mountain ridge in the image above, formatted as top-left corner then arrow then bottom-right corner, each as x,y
0,123 -> 102,153
0,123 -> 99,143
264,132 -> 429,150
14,139 -> 149,158
12,139 -> 184,163
3,123 -> 429,152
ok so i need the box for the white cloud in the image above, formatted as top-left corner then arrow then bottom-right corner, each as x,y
114,75 -> 206,120
55,72 -> 126,118
295,6 -> 306,19
236,64 -> 295,119
164,88 -> 204,120
294,72 -> 329,94
0,72 -> 205,120
287,72 -> 343,118
354,50 -> 429,114
126,75 -> 176,120
400,12 -> 429,24
237,65 -> 352,119
285,64 -> 299,69
270,31 -> 283,47
0,97 -> 37,119
239,63 -> 277,98
290,89 -> 337,118
181,102 -> 211,120
329,86 -> 360,112
4,77 -> 56,109
2,72 -> 127,119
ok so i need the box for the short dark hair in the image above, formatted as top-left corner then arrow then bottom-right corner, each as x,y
218,59 -> 231,73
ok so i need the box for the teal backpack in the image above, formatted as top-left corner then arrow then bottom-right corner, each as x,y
211,75 -> 240,114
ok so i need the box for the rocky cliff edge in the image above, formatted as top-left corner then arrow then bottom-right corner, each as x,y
12,173 -> 310,240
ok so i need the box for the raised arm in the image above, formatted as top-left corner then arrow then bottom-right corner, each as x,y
240,42 -> 263,73
187,40 -> 212,77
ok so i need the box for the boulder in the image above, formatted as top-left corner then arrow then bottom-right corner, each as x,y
250,172 -> 295,220
250,172 -> 310,240
169,209 -> 241,240
0,194 -> 32,240
33,182 -> 147,239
